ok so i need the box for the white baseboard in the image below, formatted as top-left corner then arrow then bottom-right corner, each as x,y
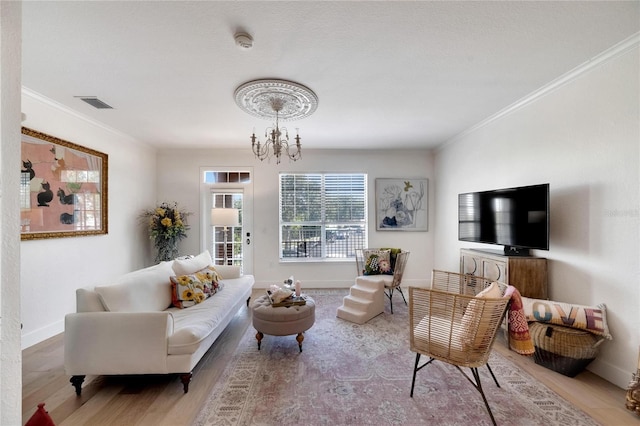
588,356 -> 634,389
253,280 -> 348,289
22,319 -> 64,350
252,278 -> 429,290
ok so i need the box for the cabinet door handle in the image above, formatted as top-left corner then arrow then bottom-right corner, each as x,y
464,258 -> 478,275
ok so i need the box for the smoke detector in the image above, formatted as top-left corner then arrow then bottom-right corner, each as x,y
234,32 -> 253,49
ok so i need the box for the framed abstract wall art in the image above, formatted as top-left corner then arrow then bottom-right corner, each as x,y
375,178 -> 428,231
20,127 -> 108,240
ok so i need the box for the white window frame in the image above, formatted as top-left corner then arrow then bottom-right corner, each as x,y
279,172 -> 367,262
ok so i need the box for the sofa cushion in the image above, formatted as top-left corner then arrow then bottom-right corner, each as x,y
172,250 -> 212,276
76,288 -> 106,312
213,264 -> 241,279
168,275 -> 254,355
413,315 -> 465,359
95,261 -> 174,312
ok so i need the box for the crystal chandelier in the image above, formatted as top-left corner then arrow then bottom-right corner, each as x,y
250,97 -> 301,164
235,79 -> 318,164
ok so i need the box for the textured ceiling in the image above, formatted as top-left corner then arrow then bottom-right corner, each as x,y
21,1 -> 640,150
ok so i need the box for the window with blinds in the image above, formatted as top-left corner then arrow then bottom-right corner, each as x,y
279,173 -> 367,260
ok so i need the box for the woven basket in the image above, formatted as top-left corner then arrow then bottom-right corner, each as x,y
529,322 -> 601,377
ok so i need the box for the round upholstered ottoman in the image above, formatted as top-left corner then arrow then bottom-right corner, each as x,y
251,295 -> 315,352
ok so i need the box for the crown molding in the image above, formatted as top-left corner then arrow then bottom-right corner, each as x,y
439,32 -> 640,151
21,87 -> 143,144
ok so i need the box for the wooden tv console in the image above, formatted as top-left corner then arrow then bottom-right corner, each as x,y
460,248 -> 548,299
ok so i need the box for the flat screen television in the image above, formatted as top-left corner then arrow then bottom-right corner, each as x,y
458,183 -> 549,256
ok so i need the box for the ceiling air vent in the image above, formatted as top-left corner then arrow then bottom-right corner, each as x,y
76,96 -> 113,109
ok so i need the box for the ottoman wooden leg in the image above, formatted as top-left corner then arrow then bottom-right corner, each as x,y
256,331 -> 263,350
296,332 -> 304,352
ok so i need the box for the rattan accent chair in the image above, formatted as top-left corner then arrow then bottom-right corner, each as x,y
409,270 -> 510,425
355,248 -> 410,314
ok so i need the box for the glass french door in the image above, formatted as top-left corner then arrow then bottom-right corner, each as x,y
202,168 -> 253,274
211,192 -> 243,267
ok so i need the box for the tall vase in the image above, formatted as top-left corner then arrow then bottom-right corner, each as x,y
155,235 -> 179,262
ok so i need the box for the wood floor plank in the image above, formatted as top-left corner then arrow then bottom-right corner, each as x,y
22,373 -> 73,419
493,336 -> 636,425
55,385 -> 123,426
48,376 -> 109,425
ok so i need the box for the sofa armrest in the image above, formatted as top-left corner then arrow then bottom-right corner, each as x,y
64,311 -> 174,375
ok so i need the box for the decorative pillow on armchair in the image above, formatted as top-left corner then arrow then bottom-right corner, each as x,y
363,249 -> 393,275
459,281 -> 504,350
380,247 -> 402,270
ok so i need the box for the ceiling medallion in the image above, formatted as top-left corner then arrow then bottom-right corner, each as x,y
235,79 -> 318,163
234,79 -> 318,121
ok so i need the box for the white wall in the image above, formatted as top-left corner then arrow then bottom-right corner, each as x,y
20,92 -> 158,349
1,2 -> 23,424
156,148 -> 434,288
433,44 -> 639,387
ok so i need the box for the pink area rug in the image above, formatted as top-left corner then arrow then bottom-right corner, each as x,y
195,290 -> 599,426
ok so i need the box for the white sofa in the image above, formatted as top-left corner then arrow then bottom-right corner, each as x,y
64,251 -> 254,395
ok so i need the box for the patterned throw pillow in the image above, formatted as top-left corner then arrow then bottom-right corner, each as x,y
363,249 -> 393,275
170,265 -> 221,309
380,247 -> 402,270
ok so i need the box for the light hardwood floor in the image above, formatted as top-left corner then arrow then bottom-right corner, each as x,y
23,290 -> 637,425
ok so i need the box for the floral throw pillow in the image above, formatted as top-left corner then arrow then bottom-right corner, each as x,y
380,247 -> 402,270
363,249 -> 393,275
194,265 -> 223,293
170,265 -> 221,309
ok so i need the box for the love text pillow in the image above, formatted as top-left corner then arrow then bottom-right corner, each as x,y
521,297 -> 612,339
